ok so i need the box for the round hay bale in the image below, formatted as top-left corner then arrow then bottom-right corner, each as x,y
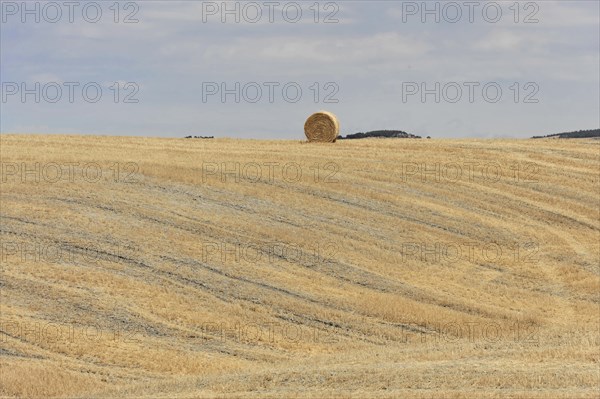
304,111 -> 339,143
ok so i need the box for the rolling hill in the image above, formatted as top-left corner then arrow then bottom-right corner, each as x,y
0,135 -> 598,398
532,129 -> 600,139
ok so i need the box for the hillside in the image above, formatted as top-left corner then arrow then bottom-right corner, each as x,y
0,135 -> 599,398
338,130 -> 421,140
532,129 -> 600,139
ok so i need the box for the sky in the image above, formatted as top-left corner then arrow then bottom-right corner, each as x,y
1,0 -> 599,139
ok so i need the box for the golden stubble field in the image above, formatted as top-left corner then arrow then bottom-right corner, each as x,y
0,134 -> 598,398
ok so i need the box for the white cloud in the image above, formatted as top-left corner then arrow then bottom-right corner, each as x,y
1,1 -> 598,138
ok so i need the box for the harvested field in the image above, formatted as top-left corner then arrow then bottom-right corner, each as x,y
0,134 -> 598,398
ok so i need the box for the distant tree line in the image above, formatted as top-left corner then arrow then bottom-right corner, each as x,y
185,136 -> 214,139
338,130 -> 422,140
532,129 -> 600,139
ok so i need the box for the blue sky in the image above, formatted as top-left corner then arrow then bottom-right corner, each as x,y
1,0 -> 598,138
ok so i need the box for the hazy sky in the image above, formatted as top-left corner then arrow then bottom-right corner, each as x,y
1,0 -> 598,138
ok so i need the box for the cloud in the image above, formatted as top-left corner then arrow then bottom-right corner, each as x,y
201,31 -> 431,64
1,1 -> 598,138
